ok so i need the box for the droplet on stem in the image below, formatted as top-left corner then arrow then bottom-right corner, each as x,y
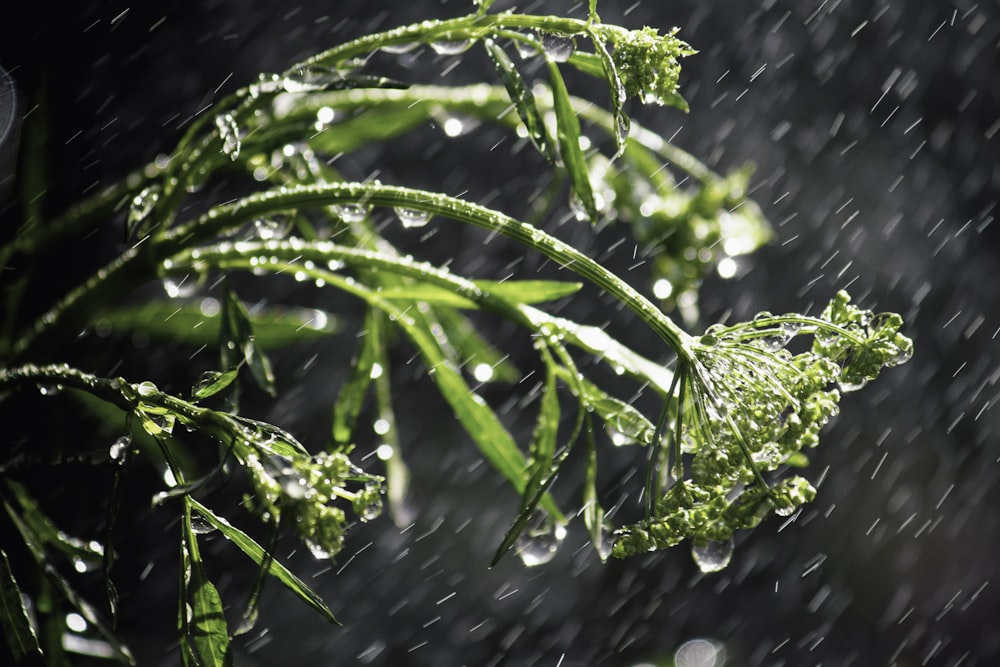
690,537 -> 733,573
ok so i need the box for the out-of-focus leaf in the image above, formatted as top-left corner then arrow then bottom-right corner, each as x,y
221,287 -> 276,396
189,499 -> 339,625
0,549 -> 43,665
309,105 -> 431,155
331,308 -> 379,446
432,307 -> 520,384
475,279 -> 582,304
4,481 -> 103,571
180,504 -> 232,667
377,285 -> 478,309
484,39 -> 554,161
581,421 -> 607,559
100,301 -> 340,348
4,497 -> 135,665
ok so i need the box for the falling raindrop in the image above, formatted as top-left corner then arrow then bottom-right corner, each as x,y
515,510 -> 567,567
690,537 -> 733,573
162,272 -> 203,299
393,206 -> 432,228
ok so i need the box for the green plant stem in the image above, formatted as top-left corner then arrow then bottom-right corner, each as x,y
12,183 -> 693,364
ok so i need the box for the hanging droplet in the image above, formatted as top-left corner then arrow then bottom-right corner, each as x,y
430,39 -> 474,55
691,537 -> 734,573
514,34 -> 539,59
109,435 -> 131,462
190,515 -> 218,535
515,510 -> 567,567
332,203 -> 371,223
837,376 -> 869,393
127,185 -> 161,236
393,206 -> 432,229
381,41 -> 418,54
540,33 -> 576,62
887,344 -> 913,367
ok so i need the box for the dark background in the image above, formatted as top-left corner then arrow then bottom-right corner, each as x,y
2,0 -> 999,665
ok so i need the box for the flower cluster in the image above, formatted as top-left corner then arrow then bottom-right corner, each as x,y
612,291 -> 913,559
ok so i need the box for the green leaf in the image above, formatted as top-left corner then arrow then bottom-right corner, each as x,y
191,369 -> 240,401
432,307 -> 520,384
492,361 -> 562,566
100,301 -> 340,348
377,285 -> 479,309
565,52 -> 605,79
331,309 -> 379,446
484,39 -> 554,162
221,287 -> 276,396
554,369 -> 656,445
394,303 -> 564,522
589,30 -> 629,158
474,279 -> 582,304
189,499 -> 339,625
581,420 -> 608,559
309,105 -> 431,155
547,60 -> 598,222
180,503 -> 233,667
4,481 -> 103,572
0,550 -> 44,665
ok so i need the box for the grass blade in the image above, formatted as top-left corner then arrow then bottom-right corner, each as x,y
221,287 -> 276,396
180,502 -> 233,667
474,279 -> 582,304
0,549 -> 44,665
484,39 -> 554,162
547,60 -> 597,222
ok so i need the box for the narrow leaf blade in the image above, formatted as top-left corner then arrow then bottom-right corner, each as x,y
547,60 -> 598,222
485,39 -> 554,161
189,499 -> 339,625
0,549 -> 44,665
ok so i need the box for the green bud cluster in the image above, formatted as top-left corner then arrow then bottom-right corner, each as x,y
611,291 -> 912,559
599,25 -> 695,107
242,448 -> 383,559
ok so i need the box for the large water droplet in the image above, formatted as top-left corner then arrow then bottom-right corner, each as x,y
691,537 -> 733,573
540,33 -> 575,62
381,42 -> 418,54
887,343 -> 913,367
515,510 -> 567,567
430,39 -> 474,55
190,515 -> 218,535
393,206 -> 432,229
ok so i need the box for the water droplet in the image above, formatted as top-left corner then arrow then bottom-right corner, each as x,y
332,203 -> 371,223
515,510 -> 567,567
755,331 -> 790,352
190,515 -> 218,535
472,363 -> 494,383
109,435 -> 131,462
162,273 -> 203,299
837,376 -> 869,393
675,638 -> 725,667
37,383 -> 62,396
393,206 -> 432,228
568,191 -> 591,222
137,381 -> 158,397
305,539 -> 332,560
514,34 -> 539,59
127,185 -> 160,234
540,33 -> 575,62
381,42 -> 418,54
253,216 -> 291,240
691,537 -> 733,573
430,39 -> 474,55
215,113 -> 241,160
888,343 -> 913,367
